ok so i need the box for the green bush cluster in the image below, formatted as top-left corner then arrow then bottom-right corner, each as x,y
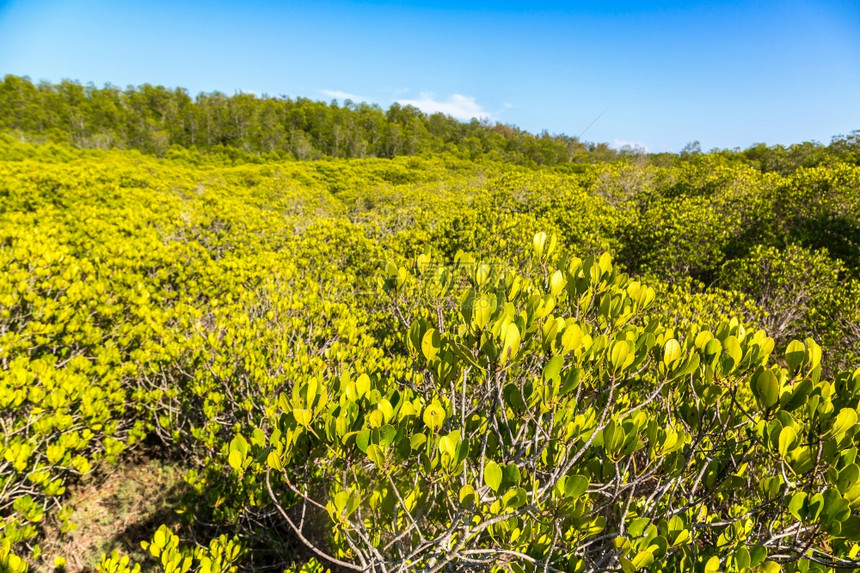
0,136 -> 858,572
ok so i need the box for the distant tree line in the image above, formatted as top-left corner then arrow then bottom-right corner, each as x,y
0,75 -> 857,169
0,75 -> 607,164
685,135 -> 860,175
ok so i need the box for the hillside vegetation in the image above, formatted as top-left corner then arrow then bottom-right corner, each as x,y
1,86 -> 860,573
2,75 -> 859,169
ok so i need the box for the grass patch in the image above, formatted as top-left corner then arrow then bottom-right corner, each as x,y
36,456 -> 188,573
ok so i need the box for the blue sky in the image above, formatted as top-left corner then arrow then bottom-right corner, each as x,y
1,0 -> 858,152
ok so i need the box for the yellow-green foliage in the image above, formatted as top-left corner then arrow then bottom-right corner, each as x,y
98,525 -> 242,573
1,139 -> 859,572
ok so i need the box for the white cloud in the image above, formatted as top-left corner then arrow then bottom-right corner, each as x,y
396,93 -> 493,121
321,89 -> 363,101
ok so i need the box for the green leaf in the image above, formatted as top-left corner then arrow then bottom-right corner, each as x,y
230,434 -> 249,457
484,461 -> 502,493
782,378 -> 812,411
356,373 -> 371,398
333,491 -> 350,514
438,434 -> 457,457
671,528 -> 690,546
228,450 -> 244,471
267,450 -> 283,471
734,547 -> 751,570
377,399 -> 394,423
416,252 -> 431,275
805,338 -> 823,370
500,323 -> 521,365
459,484 -> 476,507
829,408 -> 858,439
610,341 -> 630,372
564,474 -> 589,499
663,339 -> 682,366
356,429 -> 371,453
533,232 -> 548,259
778,426 -> 797,458
421,329 -> 441,361
251,428 -> 266,447
724,335 -> 742,360
785,340 -> 806,373
367,444 -> 385,468
704,556 -> 720,573
503,463 -> 521,487
422,400 -> 446,432
378,424 -> 396,449
559,367 -> 582,396
627,517 -> 650,537
840,515 -> 860,540
630,549 -> 654,571
294,408 -> 313,427
561,324 -> 583,353
838,463 -> 860,494
549,269 -> 566,295
304,378 -> 319,406
409,433 -> 427,451
456,439 -> 470,464
761,476 -> 783,500
460,289 -> 476,323
544,354 -> 564,383
703,338 -> 722,363
648,537 -> 668,560
672,352 -> 700,379
619,557 -> 635,573
384,260 -> 398,277
753,369 -> 780,409
807,493 -> 824,522
788,492 -> 807,521
749,545 -> 768,567
473,294 -> 493,329
820,488 -> 850,524
475,263 -> 491,287
228,435 -> 249,470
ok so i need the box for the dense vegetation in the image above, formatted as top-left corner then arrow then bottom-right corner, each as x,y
2,75 -> 859,170
1,81 -> 859,573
